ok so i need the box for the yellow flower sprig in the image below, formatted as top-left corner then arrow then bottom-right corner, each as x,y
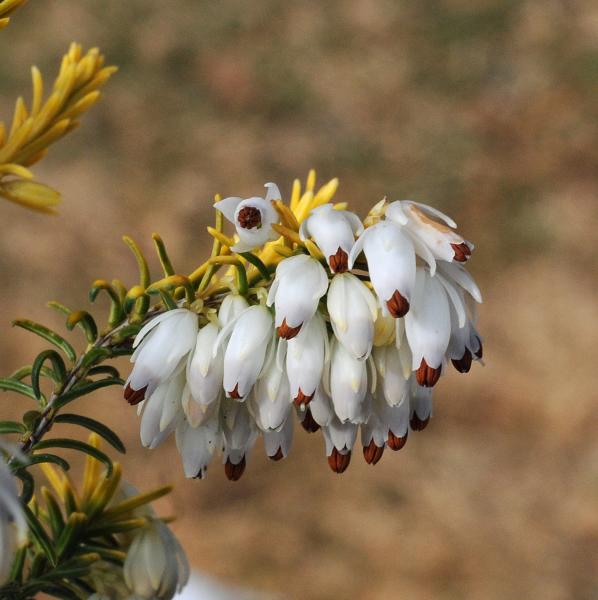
0,0 -> 26,30
0,42 -> 117,213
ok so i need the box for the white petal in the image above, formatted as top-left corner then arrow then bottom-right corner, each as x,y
214,196 -> 243,222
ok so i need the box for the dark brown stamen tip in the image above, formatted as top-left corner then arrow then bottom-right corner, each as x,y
416,358 -> 441,387
269,448 -> 284,462
328,247 -> 349,273
300,408 -> 320,433
277,318 -> 302,340
363,439 -> 384,465
193,469 -> 206,480
410,413 -> 430,431
328,448 -> 351,473
451,242 -> 472,262
124,383 -> 147,406
228,383 -> 242,400
452,348 -> 472,373
224,456 -> 246,481
387,430 -> 408,451
386,290 -> 410,318
237,206 -> 262,229
293,388 -> 314,408
474,337 -> 483,359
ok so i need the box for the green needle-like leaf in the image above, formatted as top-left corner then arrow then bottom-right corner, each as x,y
23,504 -> 57,566
54,377 -> 123,410
54,414 -> 125,454
12,319 -> 77,363
0,377 -> 40,401
0,420 -> 26,434
33,438 -> 113,476
31,349 -> 67,400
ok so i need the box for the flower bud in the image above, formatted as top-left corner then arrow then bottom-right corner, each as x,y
330,339 -> 369,424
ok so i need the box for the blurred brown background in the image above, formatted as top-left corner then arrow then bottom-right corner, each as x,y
1,1 -> 598,598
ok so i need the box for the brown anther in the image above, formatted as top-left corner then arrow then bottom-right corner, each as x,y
451,242 -> 472,262
300,408 -> 320,433
452,348 -> 472,373
277,318 -> 302,340
387,430 -> 408,451
124,383 -> 147,406
416,358 -> 441,387
474,337 -> 483,360
386,290 -> 410,318
269,448 -> 284,462
228,383 -> 242,400
328,247 -> 349,273
293,388 -> 314,408
363,439 -> 384,465
328,448 -> 351,473
193,469 -> 206,480
410,413 -> 430,431
224,456 -> 246,481
237,206 -> 262,229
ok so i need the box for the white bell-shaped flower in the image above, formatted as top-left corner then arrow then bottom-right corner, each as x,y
373,344 -> 410,407
0,459 -> 27,585
327,272 -> 377,360
214,182 -> 281,252
267,254 -> 329,339
410,380 -> 433,431
404,268 -> 451,387
125,309 -> 198,405
286,312 -> 328,406
221,398 -> 259,481
386,200 -> 473,267
329,338 -> 369,424
263,416 -> 294,461
349,220 -> 416,318
139,369 -> 186,449
216,304 -> 273,400
308,385 -> 334,427
175,412 -> 220,479
124,520 -> 189,600
299,203 -> 363,273
445,293 -> 483,374
249,344 -> 291,431
218,293 -> 250,326
322,417 -> 358,473
186,323 -> 223,412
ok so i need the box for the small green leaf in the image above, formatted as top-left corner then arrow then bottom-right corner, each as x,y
54,414 -> 125,454
152,233 -> 175,276
42,488 -> 65,540
15,469 -> 34,503
10,364 -> 62,384
24,504 -> 57,566
0,420 -> 26,434
31,350 -> 67,400
123,235 -> 150,288
56,512 -> 88,558
87,365 -> 120,379
79,346 -> 111,369
66,311 -> 98,344
240,251 -> 272,281
12,319 -> 77,363
28,453 -> 71,471
89,280 -> 124,327
33,438 -> 113,476
23,409 -> 42,430
159,289 -> 178,310
0,377 -> 40,401
54,377 -> 123,410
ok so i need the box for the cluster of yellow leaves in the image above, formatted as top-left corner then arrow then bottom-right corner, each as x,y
0,0 -> 26,30
0,42 -> 116,213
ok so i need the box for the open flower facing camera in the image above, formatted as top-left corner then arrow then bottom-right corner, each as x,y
121,170 -> 483,479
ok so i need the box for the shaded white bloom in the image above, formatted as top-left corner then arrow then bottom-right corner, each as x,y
286,312 -> 328,405
214,183 -> 281,252
263,416 -> 293,461
322,418 -> 358,473
139,369 -> 186,449
218,293 -> 250,327
329,339 -> 369,424
410,381 -> 433,431
0,458 -> 26,585
386,200 -> 473,270
373,310 -> 396,347
267,254 -> 328,339
221,399 -> 259,481
373,344 -> 409,407
327,273 -> 377,360
299,203 -> 363,273
175,411 -> 220,479
249,341 -> 291,431
217,305 -> 273,400
186,323 -> 223,412
124,519 -> 189,600
349,220 -> 416,318
446,292 -> 483,374
126,309 -> 198,405
404,268 -> 451,387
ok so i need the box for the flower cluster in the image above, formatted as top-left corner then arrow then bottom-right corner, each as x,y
124,173 -> 482,480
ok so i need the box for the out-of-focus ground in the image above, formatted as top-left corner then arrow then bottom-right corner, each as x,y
1,1 -> 598,598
